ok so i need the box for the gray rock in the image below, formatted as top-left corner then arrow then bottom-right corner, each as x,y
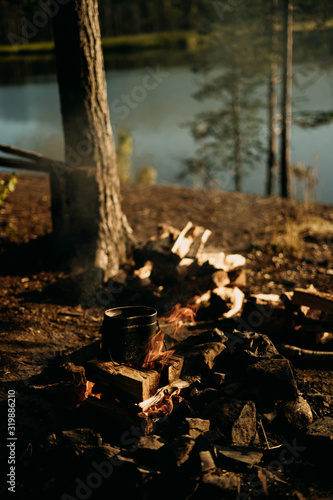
185,417 -> 210,438
216,445 -> 263,467
199,450 -> 216,472
198,470 -> 241,498
306,417 -> 333,451
156,434 -> 196,469
204,398 -> 257,446
246,357 -> 298,402
282,395 -> 313,429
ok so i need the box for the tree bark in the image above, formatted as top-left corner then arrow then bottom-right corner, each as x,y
266,0 -> 279,196
51,0 -> 133,283
233,78 -> 243,192
280,0 -> 293,198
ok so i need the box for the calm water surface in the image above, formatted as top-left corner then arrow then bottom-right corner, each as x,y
0,53 -> 332,203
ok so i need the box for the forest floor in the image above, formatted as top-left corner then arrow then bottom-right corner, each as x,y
0,173 -> 332,499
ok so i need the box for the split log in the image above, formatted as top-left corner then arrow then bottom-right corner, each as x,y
138,379 -> 189,413
85,359 -> 160,401
156,354 -> 184,385
197,252 -> 246,271
171,222 -> 211,259
291,288 -> 333,314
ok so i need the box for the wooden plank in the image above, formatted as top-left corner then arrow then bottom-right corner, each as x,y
291,288 -> 333,314
85,359 -> 160,402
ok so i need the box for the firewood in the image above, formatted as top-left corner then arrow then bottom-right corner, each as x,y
171,222 -> 211,259
85,359 -> 160,402
197,252 -> 246,271
156,354 -> 184,385
138,379 -> 190,413
291,287 -> 333,314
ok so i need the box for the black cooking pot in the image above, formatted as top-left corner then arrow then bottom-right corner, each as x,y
101,306 -> 158,363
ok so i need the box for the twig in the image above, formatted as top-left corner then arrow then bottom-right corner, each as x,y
260,419 -> 271,450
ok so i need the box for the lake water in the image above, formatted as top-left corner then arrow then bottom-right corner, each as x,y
0,51 -> 332,204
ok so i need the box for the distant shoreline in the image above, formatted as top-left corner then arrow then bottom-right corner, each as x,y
1,18 -> 333,56
0,31 -> 200,56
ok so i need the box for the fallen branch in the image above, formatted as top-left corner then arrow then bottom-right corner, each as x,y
279,344 -> 333,365
0,142 -> 68,173
0,157 -> 50,174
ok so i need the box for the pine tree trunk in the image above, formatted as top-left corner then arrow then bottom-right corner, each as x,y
51,0 -> 133,284
233,79 -> 243,192
280,0 -> 293,198
266,0 -> 279,196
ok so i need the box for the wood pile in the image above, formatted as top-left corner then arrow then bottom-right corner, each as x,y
124,221 -> 247,317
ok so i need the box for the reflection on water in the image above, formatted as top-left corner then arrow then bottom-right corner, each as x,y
0,47 -> 332,204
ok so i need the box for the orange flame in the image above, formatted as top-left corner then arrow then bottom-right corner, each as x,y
142,330 -> 175,370
165,303 -> 198,337
85,381 -> 102,400
143,388 -> 180,419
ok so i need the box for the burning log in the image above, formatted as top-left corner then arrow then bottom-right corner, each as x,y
156,354 -> 184,385
138,379 -> 190,413
85,359 -> 160,402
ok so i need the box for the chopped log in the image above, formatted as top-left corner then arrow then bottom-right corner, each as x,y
197,252 -> 246,271
160,271 -> 230,313
138,379 -> 189,413
228,268 -> 247,287
85,359 -> 160,401
156,223 -> 180,240
223,287 -> 245,318
291,288 -> 333,314
171,222 -> 211,259
156,354 -> 184,385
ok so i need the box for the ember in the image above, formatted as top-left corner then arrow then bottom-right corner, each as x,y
85,380 -> 102,400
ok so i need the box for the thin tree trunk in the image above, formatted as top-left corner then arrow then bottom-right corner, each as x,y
266,0 -> 279,196
233,79 -> 243,192
52,0 -> 133,283
280,0 -> 293,198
